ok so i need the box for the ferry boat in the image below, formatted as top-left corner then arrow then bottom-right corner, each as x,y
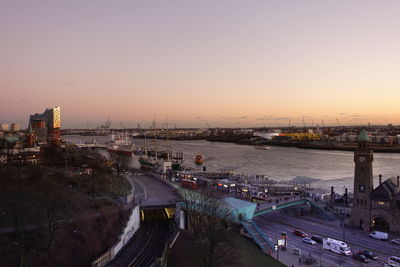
107,133 -> 134,155
195,154 -> 204,164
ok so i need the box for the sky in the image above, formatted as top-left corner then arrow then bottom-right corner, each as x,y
1,0 -> 400,129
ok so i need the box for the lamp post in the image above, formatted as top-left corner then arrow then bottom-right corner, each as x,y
342,186 -> 346,242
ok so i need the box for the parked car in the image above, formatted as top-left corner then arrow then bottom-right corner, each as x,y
311,235 -> 323,244
390,239 -> 400,246
369,231 -> 388,240
293,230 -> 307,237
303,237 -> 316,245
361,250 -> 378,260
352,251 -> 370,263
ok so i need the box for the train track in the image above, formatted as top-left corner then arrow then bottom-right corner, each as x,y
110,209 -> 170,267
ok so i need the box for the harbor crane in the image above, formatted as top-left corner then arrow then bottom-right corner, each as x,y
336,118 -> 341,127
97,118 -> 112,135
120,121 -> 128,129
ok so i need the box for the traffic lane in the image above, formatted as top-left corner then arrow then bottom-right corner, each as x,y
256,213 -> 400,257
258,222 -> 356,266
259,222 -> 384,267
255,215 -> 396,266
257,217 -> 394,266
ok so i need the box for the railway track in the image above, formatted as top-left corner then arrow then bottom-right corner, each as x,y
110,209 -> 170,267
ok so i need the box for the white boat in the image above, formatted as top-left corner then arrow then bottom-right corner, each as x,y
107,132 -> 134,155
254,146 -> 271,150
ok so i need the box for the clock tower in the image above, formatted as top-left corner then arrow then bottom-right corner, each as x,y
351,129 -> 374,229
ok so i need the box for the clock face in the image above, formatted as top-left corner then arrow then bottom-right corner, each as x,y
359,185 -> 365,192
359,156 -> 366,163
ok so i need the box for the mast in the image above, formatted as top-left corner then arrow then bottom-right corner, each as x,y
153,118 -> 158,161
166,114 -> 170,161
144,132 -> 148,156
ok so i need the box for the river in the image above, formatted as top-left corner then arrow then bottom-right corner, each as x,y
63,135 -> 400,193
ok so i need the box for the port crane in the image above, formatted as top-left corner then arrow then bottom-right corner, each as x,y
302,117 -> 307,130
120,121 -> 127,129
336,118 -> 341,127
97,118 -> 112,135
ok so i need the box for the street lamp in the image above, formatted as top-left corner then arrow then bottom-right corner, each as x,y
342,186 -> 346,242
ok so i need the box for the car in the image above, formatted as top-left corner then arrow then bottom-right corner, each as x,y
293,230 -> 307,237
311,235 -> 323,244
390,239 -> 400,246
302,237 -> 317,245
370,231 -> 388,240
361,250 -> 378,260
352,251 -> 370,263
389,256 -> 400,263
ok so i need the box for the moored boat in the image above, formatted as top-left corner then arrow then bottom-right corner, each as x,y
254,146 -> 271,150
195,154 -> 204,164
107,132 -> 134,155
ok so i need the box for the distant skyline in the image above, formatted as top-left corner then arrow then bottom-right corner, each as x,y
1,1 -> 400,128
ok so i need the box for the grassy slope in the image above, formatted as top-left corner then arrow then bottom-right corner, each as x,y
168,230 -> 285,267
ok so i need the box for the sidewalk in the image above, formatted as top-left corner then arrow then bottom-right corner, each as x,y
272,247 -> 344,267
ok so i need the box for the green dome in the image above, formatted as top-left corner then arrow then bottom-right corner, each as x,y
357,129 -> 369,142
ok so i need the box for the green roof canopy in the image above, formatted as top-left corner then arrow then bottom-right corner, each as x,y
357,129 -> 369,142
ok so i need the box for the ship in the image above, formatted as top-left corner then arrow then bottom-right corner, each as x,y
195,154 -> 204,164
107,132 -> 134,155
138,119 -> 184,171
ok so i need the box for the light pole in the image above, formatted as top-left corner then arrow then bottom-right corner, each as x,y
318,252 -> 322,267
343,186 -> 346,242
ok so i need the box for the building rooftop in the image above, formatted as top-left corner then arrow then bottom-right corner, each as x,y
357,129 -> 369,142
224,197 -> 256,210
371,177 -> 400,201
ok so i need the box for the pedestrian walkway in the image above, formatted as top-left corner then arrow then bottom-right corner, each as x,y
273,247 -> 342,267
241,220 -> 275,253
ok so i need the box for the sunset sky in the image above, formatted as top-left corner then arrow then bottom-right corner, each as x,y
1,1 -> 400,128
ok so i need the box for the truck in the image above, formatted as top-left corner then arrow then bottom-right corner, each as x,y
322,238 -> 352,256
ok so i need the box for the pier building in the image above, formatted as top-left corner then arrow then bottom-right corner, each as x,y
351,129 -> 400,233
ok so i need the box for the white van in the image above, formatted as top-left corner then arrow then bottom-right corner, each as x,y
322,238 -> 352,255
370,231 -> 389,240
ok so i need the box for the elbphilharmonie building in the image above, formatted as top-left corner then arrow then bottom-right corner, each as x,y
29,106 -> 61,144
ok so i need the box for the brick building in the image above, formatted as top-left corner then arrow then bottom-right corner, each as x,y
351,130 -> 400,233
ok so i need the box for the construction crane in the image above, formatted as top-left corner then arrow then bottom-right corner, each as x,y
336,118 -> 341,127
97,118 -> 112,134
120,121 -> 127,129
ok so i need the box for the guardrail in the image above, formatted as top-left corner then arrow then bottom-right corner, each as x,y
91,204 -> 140,267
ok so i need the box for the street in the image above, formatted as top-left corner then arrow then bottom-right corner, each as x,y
255,212 -> 400,266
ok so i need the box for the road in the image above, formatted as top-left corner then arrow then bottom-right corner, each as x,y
129,174 -> 178,207
255,212 -> 400,266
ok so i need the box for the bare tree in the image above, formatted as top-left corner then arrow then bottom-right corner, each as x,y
109,153 -> 130,177
179,188 -> 239,267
